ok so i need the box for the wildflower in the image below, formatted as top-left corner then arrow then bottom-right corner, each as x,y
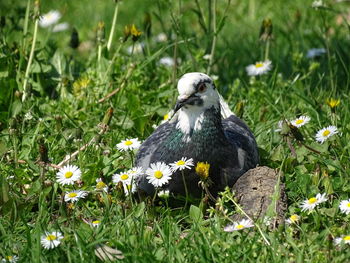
56,165 -> 82,186
130,24 -> 142,41
259,18 -> 273,41
170,157 -> 194,172
1,255 -> 19,263
300,193 -> 327,211
315,126 -> 338,143
286,214 -> 300,224
112,171 -> 132,185
41,231 -> 64,249
64,190 -> 88,203
312,0 -> 325,8
127,167 -> 143,179
146,162 -> 172,187
116,138 -> 141,151
92,220 -> 101,227
211,75 -> 219,81
339,199 -> 350,215
159,57 -> 175,67
195,162 -> 210,180
158,190 -> 170,198
52,22 -> 69,32
334,235 -> 350,246
224,219 -> 254,232
24,112 -> 34,120
246,61 -> 272,76
326,98 -> 340,109
155,32 -> 167,42
95,178 -> 108,192
306,48 -> 326,58
123,182 -> 137,195
127,42 -> 144,54
39,10 -> 61,28
203,54 -> 211,60
290,116 -> 310,128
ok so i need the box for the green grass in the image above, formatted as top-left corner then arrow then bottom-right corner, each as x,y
1,0 -> 350,262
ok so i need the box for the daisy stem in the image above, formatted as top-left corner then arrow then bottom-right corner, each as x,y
107,1 -> 119,51
181,170 -> 189,208
22,13 -> 39,102
227,195 -> 271,246
264,39 -> 270,61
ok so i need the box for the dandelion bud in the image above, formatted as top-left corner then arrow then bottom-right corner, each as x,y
70,28 -> 80,49
123,25 -> 131,42
259,18 -> 273,42
34,0 -> 40,19
97,21 -> 105,44
130,24 -> 142,42
143,12 -> 152,38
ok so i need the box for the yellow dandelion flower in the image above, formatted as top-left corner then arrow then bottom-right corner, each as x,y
195,162 -> 210,180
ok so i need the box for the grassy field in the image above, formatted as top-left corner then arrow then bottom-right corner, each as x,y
1,0 -> 350,262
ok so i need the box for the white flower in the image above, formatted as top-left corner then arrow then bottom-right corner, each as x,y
24,112 -> 33,120
246,61 -> 272,76
95,178 -> 108,192
155,33 -> 168,42
1,255 -> 19,263
224,219 -> 254,232
56,165 -> 82,186
91,220 -> 101,227
315,126 -> 338,143
286,214 -> 300,225
159,56 -> 175,67
112,171 -> 132,185
41,231 -> 64,249
170,157 -> 194,172
339,199 -> 350,215
334,235 -> 350,246
157,190 -> 170,198
211,75 -> 219,81
146,162 -> 172,187
203,54 -> 211,60
127,167 -> 143,179
39,10 -> 61,28
64,190 -> 88,202
123,182 -> 137,195
116,138 -> 141,151
300,193 -> 327,211
306,48 -> 326,59
290,116 -> 311,128
127,42 -> 144,54
312,0 -> 324,8
52,22 -> 69,32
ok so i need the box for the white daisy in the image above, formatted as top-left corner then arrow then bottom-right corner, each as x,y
52,22 -> 69,32
224,219 -> 254,232
300,193 -> 327,211
290,116 -> 311,128
157,190 -> 170,198
123,182 -> 137,195
203,54 -> 211,60
127,42 -> 144,54
286,214 -> 300,225
159,56 -> 175,67
95,178 -> 108,192
41,231 -> 64,249
64,190 -> 88,203
1,255 -> 19,263
127,167 -> 143,179
246,60 -> 272,76
39,10 -> 61,28
170,157 -> 194,172
315,126 -> 338,143
306,48 -> 326,59
334,235 -> 350,246
155,32 -> 168,42
56,165 -> 82,186
146,162 -> 172,187
116,138 -> 141,151
91,220 -> 101,227
112,171 -> 132,185
339,199 -> 350,215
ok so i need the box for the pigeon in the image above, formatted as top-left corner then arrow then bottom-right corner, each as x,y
136,72 -> 259,198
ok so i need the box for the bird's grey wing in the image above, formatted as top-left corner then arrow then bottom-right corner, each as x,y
135,121 -> 176,195
222,115 -> 259,172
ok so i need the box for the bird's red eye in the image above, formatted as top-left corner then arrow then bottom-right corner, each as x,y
198,83 -> 206,92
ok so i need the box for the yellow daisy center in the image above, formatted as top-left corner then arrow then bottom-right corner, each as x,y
46,234 -> 57,241
295,119 -> 304,125
120,174 -> 129,180
290,215 -> 299,222
343,236 -> 350,241
92,220 -> 101,224
6,256 -> 13,260
154,171 -> 163,179
176,160 -> 186,166
308,197 -> 317,204
64,171 -> 73,178
96,181 -> 106,189
255,63 -> 264,68
68,192 -> 78,198
235,224 -> 244,230
124,140 -> 133,146
347,203 -> 350,208
163,114 -> 169,120
322,130 -> 330,137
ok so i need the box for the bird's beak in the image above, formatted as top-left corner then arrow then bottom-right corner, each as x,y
174,94 -> 201,113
